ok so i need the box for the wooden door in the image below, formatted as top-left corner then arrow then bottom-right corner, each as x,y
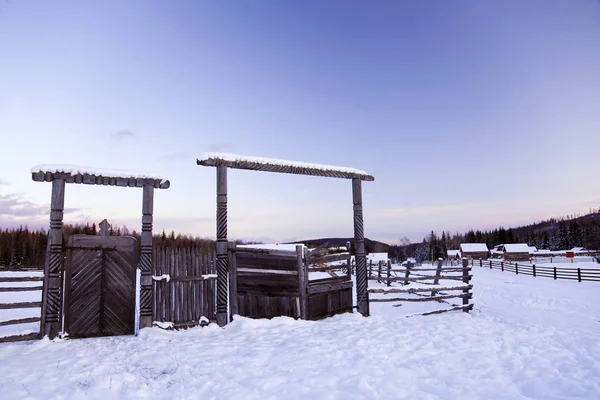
64,235 -> 137,338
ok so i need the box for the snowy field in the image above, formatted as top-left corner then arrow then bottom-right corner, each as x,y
0,267 -> 599,399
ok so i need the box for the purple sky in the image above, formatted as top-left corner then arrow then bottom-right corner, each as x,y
1,1 -> 599,244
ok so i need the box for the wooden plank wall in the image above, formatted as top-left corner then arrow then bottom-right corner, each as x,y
153,247 -> 217,328
235,250 -> 300,319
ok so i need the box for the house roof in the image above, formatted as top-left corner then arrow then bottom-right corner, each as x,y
447,250 -> 461,256
504,243 -> 530,253
460,243 -> 489,252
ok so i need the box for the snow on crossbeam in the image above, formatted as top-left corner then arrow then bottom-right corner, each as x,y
197,153 -> 375,181
30,164 -> 170,189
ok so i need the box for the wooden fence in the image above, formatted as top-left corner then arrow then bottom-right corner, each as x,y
472,259 -> 600,282
152,247 -> 217,329
0,268 -> 43,343
230,245 -> 353,321
368,259 -> 473,315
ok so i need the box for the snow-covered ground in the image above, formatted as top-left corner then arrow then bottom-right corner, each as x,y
0,267 -> 598,399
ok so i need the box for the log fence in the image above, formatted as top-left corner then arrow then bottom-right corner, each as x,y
473,258 -> 600,282
0,268 -> 43,343
368,259 -> 473,315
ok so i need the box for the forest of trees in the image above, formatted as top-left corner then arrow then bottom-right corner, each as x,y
390,209 -> 600,263
0,223 -> 220,267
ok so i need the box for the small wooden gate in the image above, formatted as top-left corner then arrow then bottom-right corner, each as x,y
63,234 -> 137,338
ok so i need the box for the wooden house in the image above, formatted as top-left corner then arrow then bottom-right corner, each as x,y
459,243 -> 489,259
447,250 -> 461,260
503,243 -> 531,262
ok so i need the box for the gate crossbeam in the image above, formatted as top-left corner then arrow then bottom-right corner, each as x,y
31,165 -> 170,339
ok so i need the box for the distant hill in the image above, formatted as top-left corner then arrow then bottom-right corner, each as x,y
289,237 -> 390,253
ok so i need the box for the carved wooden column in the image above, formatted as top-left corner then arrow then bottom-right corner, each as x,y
216,165 -> 229,326
352,178 -> 369,316
41,176 -> 65,339
139,183 -> 154,329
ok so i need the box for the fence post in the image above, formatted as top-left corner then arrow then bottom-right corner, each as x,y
489,260 -> 492,270
553,266 -> 557,280
432,258 -> 443,296
515,263 -> 518,275
346,241 -> 352,277
501,261 -> 504,271
533,264 -> 536,277
462,258 -> 470,313
228,242 -> 238,321
577,268 -> 581,282
369,260 -> 373,278
480,259 -> 483,268
296,245 -> 307,320
404,261 -> 412,285
386,260 -> 391,287
377,260 -> 382,283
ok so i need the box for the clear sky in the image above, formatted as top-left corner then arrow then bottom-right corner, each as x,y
1,0 -> 599,244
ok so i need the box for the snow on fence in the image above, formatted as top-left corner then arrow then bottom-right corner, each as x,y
368,259 -> 473,315
0,268 -> 44,342
473,259 -> 600,282
153,247 -> 218,329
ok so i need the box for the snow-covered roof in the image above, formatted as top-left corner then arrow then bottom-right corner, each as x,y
528,246 -> 537,254
570,247 -> 587,253
533,249 -> 553,255
197,153 -> 374,181
447,250 -> 461,256
459,243 -> 489,252
504,244 -> 530,253
367,253 -> 389,262
31,164 -> 170,189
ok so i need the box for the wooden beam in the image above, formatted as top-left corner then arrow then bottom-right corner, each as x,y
31,172 -> 170,189
215,165 -> 229,326
41,177 -> 65,339
139,183 -> 154,329
352,178 -> 369,316
197,157 -> 374,181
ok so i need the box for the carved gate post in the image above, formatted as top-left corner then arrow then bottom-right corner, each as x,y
216,165 -> 229,326
352,178 -> 369,316
41,176 -> 66,339
139,183 -> 154,329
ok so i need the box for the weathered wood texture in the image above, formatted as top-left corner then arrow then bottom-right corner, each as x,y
0,268 -> 43,342
64,235 -> 137,338
353,178 -> 369,316
232,247 -> 353,320
153,247 -> 217,327
367,260 -> 473,316
31,171 -> 170,189
235,250 -> 300,318
197,156 -> 375,181
215,165 -> 228,326
41,177 -> 65,339
139,184 -> 154,329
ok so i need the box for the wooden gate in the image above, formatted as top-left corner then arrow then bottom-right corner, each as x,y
63,235 -> 137,338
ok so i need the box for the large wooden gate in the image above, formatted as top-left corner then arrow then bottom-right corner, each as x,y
63,234 -> 137,338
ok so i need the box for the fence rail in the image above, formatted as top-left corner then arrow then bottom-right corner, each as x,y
368,259 -> 473,315
0,268 -> 44,343
473,259 -> 600,282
